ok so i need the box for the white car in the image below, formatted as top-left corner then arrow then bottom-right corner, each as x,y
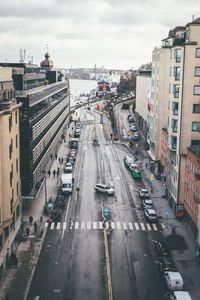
129,163 -> 138,171
124,155 -> 136,167
142,199 -> 153,209
139,188 -> 150,199
144,208 -> 157,222
64,162 -> 73,173
169,291 -> 192,300
94,184 -> 114,195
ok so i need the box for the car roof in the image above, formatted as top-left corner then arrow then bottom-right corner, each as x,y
173,291 -> 191,300
96,183 -> 107,187
146,208 -> 156,214
165,271 -> 182,280
144,199 -> 152,203
140,188 -> 148,192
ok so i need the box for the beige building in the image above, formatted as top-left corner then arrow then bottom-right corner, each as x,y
135,71 -> 151,133
147,47 -> 170,174
0,68 -> 22,277
162,18 -> 200,215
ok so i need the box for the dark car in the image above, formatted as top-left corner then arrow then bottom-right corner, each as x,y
158,256 -> 176,273
154,240 -> 169,257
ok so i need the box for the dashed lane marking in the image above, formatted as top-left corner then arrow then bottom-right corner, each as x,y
81,222 -> 85,229
87,222 -> 91,229
111,222 -> 115,229
117,222 -> 121,229
129,223 -> 133,230
99,221 -> 103,229
152,223 -> 158,231
123,222 -> 127,230
75,222 -> 79,229
56,222 -> 61,230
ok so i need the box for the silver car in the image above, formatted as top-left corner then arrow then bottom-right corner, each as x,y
94,184 -> 114,195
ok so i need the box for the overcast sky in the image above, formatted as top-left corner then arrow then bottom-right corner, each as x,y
0,0 -> 199,70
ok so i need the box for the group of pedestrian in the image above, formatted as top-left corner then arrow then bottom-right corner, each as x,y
58,157 -> 64,164
48,167 -> 60,178
24,216 -> 41,236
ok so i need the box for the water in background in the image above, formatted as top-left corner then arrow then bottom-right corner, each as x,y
69,79 -> 98,99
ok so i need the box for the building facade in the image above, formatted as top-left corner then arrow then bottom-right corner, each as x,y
0,68 -> 22,278
0,59 -> 70,198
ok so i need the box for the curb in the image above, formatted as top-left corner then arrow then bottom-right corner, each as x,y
23,226 -> 48,300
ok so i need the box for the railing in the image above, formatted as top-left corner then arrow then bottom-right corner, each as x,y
172,126 -> 178,133
194,193 -> 200,204
195,170 -> 200,180
173,109 -> 178,115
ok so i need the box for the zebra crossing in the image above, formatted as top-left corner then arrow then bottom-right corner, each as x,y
45,221 -> 164,232
79,140 -> 118,145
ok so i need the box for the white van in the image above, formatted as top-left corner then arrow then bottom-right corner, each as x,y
164,272 -> 184,291
169,291 -> 192,300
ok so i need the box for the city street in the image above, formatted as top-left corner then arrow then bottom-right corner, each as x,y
27,105 -> 167,300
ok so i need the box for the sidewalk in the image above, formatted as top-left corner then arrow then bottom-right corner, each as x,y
0,123 -> 74,300
121,106 -> 200,299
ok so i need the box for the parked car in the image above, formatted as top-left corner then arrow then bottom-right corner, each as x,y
164,271 -> 184,291
139,188 -> 150,199
144,208 -> 157,222
169,291 -> 192,300
131,168 -> 142,179
129,163 -> 138,172
159,256 -> 176,273
68,152 -> 76,161
64,162 -> 73,173
94,184 -> 114,195
124,155 -> 136,167
153,240 -> 169,257
133,132 -> 140,141
128,115 -> 134,123
142,199 -> 153,209
130,125 -> 137,131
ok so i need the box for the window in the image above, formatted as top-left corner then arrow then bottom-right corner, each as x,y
9,115 -> 12,132
192,122 -> 200,131
172,102 -> 179,115
193,104 -> 200,113
17,182 -> 19,196
174,48 -> 181,62
16,158 -> 18,172
195,67 -> 200,77
16,134 -> 18,148
196,48 -> 200,58
174,67 -> 180,80
194,86 -> 200,95
15,111 -> 18,124
173,84 -> 179,98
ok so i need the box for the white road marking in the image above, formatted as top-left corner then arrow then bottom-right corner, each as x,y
75,222 -> 79,229
152,223 -> 158,231
56,222 -> 61,230
105,222 -> 109,229
140,223 -> 146,231
111,222 -> 115,229
93,222 -> 97,229
134,223 -> 139,230
99,221 -> 103,229
117,222 -> 121,229
50,222 -> 55,230
123,222 -> 127,230
87,222 -> 91,229
63,222 -> 67,230
146,223 -> 152,231
61,195 -> 72,239
81,222 -> 85,229
161,223 -> 165,228
45,222 -> 49,227
129,223 -> 133,230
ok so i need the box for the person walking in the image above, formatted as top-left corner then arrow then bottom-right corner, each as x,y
33,221 -> 37,234
61,157 -> 64,164
55,153 -> 58,160
53,169 -> 56,178
48,169 -> 51,177
145,162 -> 148,169
58,157 -> 61,164
29,215 -> 33,225
56,169 -> 60,178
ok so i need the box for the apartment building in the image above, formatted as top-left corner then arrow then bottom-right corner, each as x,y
147,47 -> 170,175
161,18 -> 200,217
184,148 -> 200,241
0,68 -> 22,278
0,55 -> 70,199
135,70 -> 151,134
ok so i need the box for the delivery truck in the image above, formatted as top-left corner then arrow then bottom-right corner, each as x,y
61,173 -> 73,194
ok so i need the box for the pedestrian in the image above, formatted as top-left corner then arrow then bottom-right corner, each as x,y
48,169 -> 51,177
26,227 -> 30,236
57,167 -> 60,174
61,157 -> 64,164
51,154 -> 53,160
55,153 -> 58,160
29,215 -> 33,225
58,157 -> 61,164
33,221 -> 37,233
145,162 -> 148,169
40,216 -> 43,223
57,169 -> 59,178
53,169 -> 56,178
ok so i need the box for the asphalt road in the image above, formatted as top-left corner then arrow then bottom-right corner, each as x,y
27,105 -> 167,300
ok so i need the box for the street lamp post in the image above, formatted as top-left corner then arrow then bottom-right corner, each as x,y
43,168 -> 48,206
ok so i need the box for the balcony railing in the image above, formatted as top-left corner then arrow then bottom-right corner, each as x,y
173,109 -> 178,115
173,92 -> 179,98
194,193 -> 200,204
170,143 -> 177,150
